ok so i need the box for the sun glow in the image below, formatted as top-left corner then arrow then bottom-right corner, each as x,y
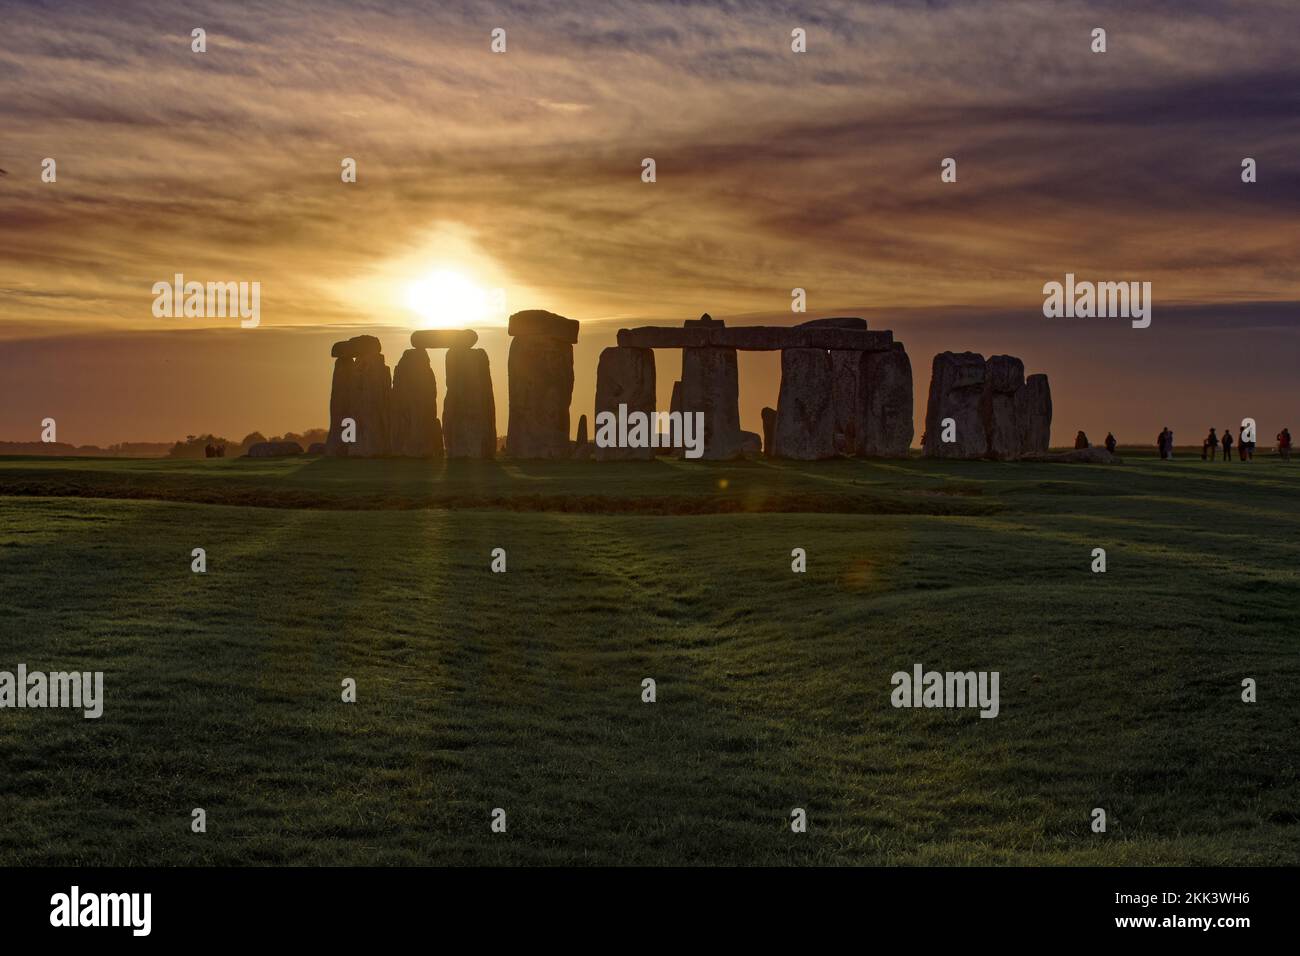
404,268 -> 502,328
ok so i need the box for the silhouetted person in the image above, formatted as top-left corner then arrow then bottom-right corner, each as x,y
1278,428 -> 1292,462
1222,429 -> 1233,462
1105,432 -> 1117,454
1075,430 -> 1090,449
1203,428 -> 1218,461
1157,428 -> 1168,460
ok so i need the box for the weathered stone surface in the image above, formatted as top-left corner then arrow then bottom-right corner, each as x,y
325,356 -> 358,457
508,309 -> 580,343
616,325 -> 892,351
245,440 -> 303,457
797,316 -> 868,330
922,351 -> 987,459
352,352 -> 392,457
410,329 -> 477,350
389,348 -> 444,458
594,346 -> 656,461
859,343 -> 913,457
330,335 -> 381,360
618,326 -> 713,349
985,354 -> 1025,395
829,350 -> 864,454
761,406 -> 776,457
506,335 -> 573,458
740,431 -> 762,457
713,327 -> 890,351
773,348 -> 836,460
981,354 -> 1026,460
443,347 -> 497,458
575,414 -> 589,447
1016,373 -> 1052,456
680,346 -> 742,460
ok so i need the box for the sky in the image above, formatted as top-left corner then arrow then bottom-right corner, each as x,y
1,0 -> 1297,445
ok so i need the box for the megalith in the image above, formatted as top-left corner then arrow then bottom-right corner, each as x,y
859,342 -> 914,457
981,354 -> 1025,460
773,347 -> 836,460
443,346 -> 497,459
922,351 -> 987,458
352,351 -> 393,457
798,318 -> 870,455
505,310 -> 577,459
594,346 -> 656,460
390,348 -> 444,458
680,345 -> 742,460
1015,373 -> 1052,456
325,355 -> 358,457
325,335 -> 382,457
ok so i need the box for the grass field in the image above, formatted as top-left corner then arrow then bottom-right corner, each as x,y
1,452 -> 1297,865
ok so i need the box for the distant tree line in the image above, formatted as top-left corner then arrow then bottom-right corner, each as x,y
166,429 -> 327,459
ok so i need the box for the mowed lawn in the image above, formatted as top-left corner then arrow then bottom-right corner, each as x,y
0,453 -> 1297,865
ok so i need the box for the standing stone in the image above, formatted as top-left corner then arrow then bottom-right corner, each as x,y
505,310 -> 577,459
325,356 -> 358,457
797,318 -> 870,454
761,406 -> 777,457
594,346 -> 656,460
923,352 -> 987,459
859,343 -> 914,457
443,347 -> 497,459
830,351 -> 863,454
352,352 -> 392,457
981,354 -> 1025,460
575,414 -> 589,447
506,335 -> 573,458
670,380 -> 682,416
1016,373 -> 1053,456
773,348 -> 836,460
680,346 -> 742,460
389,348 -> 444,458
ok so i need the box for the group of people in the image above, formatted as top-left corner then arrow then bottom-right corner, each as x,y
1076,427 -> 1291,461
1198,427 -> 1241,461
1192,427 -> 1292,462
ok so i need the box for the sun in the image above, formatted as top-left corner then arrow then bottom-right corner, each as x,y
404,268 -> 501,328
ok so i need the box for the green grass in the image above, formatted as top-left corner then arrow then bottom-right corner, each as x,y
0,452 -> 1297,865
